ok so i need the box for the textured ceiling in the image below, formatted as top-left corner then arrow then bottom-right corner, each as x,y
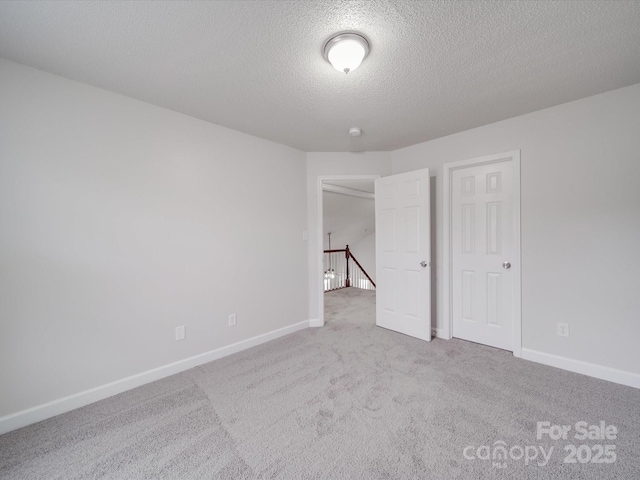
1,1 -> 639,151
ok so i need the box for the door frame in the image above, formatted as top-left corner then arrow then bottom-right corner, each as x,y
442,150 -> 522,357
316,174 -> 381,327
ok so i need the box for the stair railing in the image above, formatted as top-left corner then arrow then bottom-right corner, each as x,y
323,245 -> 376,292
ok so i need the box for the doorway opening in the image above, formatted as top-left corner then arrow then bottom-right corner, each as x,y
317,176 -> 379,327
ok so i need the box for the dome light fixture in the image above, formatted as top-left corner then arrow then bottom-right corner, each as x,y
323,32 -> 370,74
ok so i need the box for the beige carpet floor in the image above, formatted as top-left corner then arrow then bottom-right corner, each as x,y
1,287 -> 639,479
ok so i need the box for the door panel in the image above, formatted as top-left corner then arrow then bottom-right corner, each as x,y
452,161 -> 514,350
375,169 -> 431,341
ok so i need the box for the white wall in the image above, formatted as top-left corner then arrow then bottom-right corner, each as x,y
349,233 -> 376,284
322,191 -> 374,251
306,152 -> 391,324
0,59 -> 308,420
391,83 -> 640,378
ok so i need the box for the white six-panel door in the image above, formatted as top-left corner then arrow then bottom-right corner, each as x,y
451,160 -> 516,351
375,169 -> 431,341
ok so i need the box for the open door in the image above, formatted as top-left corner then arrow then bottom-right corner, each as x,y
375,168 -> 431,341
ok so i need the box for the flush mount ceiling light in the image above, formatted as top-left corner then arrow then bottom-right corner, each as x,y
323,32 -> 370,74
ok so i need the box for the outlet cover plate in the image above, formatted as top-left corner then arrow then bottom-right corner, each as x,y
228,314 -> 237,327
557,322 -> 569,337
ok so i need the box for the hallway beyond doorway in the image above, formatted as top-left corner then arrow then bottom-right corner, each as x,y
324,287 -> 376,327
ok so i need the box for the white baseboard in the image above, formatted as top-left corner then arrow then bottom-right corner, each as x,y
0,320 -> 310,435
434,328 -> 449,339
521,348 -> 640,389
308,318 -> 323,328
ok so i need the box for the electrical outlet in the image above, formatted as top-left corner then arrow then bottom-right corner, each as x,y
175,325 -> 186,341
228,313 -> 237,327
557,322 -> 569,337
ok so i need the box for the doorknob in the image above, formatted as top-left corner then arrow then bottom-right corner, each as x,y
420,261 -> 429,268
503,261 -> 511,270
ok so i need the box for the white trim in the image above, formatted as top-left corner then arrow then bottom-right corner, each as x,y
435,328 -> 447,339
308,318 -> 323,327
442,150 -> 522,357
0,320 -> 310,435
522,348 -> 640,389
317,174 -> 381,328
512,153 -> 522,358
